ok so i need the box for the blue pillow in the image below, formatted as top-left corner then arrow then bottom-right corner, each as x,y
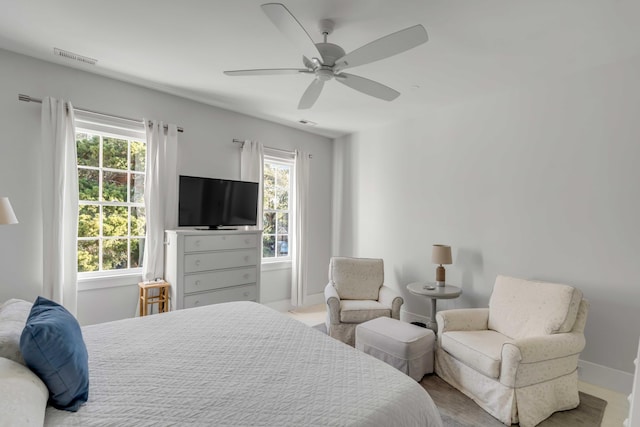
20,296 -> 89,411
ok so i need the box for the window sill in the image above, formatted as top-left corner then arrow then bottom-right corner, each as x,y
261,260 -> 292,272
78,272 -> 142,291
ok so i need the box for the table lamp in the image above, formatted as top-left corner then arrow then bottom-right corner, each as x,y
0,197 -> 18,225
432,244 -> 452,287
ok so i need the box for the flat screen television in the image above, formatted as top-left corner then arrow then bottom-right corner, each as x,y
178,175 -> 259,229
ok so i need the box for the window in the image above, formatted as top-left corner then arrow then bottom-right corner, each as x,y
76,128 -> 146,275
262,154 -> 293,261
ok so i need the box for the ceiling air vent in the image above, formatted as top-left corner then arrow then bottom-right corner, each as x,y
298,119 -> 317,126
53,48 -> 97,66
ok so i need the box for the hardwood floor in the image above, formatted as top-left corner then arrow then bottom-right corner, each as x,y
284,304 -> 630,426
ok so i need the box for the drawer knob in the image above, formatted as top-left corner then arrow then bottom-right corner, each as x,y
195,259 -> 201,266
195,280 -> 201,286
243,292 -> 250,297
195,240 -> 201,247
194,300 -> 200,306
243,273 -> 249,279
244,256 -> 249,262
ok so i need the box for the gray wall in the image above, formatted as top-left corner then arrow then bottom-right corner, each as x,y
0,48 -> 333,324
333,55 -> 640,379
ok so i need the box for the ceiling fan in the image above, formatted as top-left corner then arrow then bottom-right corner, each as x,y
224,3 -> 428,109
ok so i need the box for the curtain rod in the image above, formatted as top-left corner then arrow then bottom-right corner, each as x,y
18,94 -> 184,133
232,139 -> 312,159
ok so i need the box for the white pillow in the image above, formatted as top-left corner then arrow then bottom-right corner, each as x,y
0,356 -> 48,427
0,299 -> 33,364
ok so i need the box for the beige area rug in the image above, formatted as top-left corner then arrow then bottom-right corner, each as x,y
421,375 -> 607,427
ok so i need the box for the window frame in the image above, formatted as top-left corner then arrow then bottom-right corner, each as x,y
75,124 -> 146,280
262,152 -> 294,265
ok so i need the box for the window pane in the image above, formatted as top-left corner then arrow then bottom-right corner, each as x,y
276,212 -> 288,234
103,137 -> 128,170
78,205 -> 99,237
78,169 -> 99,201
130,207 -> 146,237
103,239 -> 128,270
263,212 -> 275,235
102,171 -> 127,202
78,240 -> 99,272
277,235 -> 288,257
130,173 -> 144,203
263,235 -> 275,258
130,140 -> 146,172
274,187 -> 289,210
76,134 -> 99,167
276,166 -> 290,189
130,238 -> 144,268
103,206 -> 128,237
263,165 -> 275,209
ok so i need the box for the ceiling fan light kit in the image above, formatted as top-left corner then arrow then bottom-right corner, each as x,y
224,3 -> 428,109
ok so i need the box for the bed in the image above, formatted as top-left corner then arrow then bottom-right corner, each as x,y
35,301 -> 442,426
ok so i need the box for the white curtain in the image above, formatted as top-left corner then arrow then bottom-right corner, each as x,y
142,121 -> 178,282
240,140 -> 264,229
291,150 -> 310,307
41,98 -> 79,315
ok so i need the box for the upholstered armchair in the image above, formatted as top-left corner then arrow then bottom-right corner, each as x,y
324,257 -> 403,346
435,275 -> 588,427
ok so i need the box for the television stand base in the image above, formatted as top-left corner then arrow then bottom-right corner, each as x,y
196,226 -> 237,231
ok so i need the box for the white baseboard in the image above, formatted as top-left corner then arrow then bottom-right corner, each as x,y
578,359 -> 633,395
400,308 -> 431,324
263,292 -> 325,313
400,309 -> 633,394
304,292 -> 325,307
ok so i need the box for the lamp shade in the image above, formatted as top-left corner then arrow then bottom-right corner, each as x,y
0,197 -> 18,225
431,244 -> 452,265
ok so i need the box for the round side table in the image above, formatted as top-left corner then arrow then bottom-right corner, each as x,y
406,282 -> 462,332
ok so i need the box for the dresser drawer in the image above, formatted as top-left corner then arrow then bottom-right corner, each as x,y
183,285 -> 257,308
184,249 -> 257,273
184,267 -> 257,294
184,234 -> 258,253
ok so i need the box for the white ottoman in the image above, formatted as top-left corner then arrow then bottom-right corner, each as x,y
355,317 -> 435,381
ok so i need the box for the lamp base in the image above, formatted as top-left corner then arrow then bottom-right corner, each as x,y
435,281 -> 445,288
435,265 -> 446,285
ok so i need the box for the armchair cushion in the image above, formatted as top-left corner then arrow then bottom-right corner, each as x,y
340,300 -> 390,323
441,330 -> 513,379
329,257 -> 383,300
488,275 -> 583,339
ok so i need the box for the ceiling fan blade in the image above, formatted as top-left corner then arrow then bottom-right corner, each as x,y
335,73 -> 400,101
298,79 -> 325,109
261,3 -> 323,62
334,24 -> 428,71
303,56 -> 316,70
224,68 -> 310,76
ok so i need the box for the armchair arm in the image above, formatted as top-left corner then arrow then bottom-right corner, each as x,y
436,308 -> 489,336
503,332 -> 586,364
324,283 -> 341,325
500,332 -> 586,387
378,285 -> 403,319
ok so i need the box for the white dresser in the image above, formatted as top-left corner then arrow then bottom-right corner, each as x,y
165,229 -> 262,310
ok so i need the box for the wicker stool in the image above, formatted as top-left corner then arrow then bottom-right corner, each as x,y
138,281 -> 170,316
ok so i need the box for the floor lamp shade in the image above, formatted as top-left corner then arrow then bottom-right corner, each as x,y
0,197 -> 18,225
432,244 -> 452,286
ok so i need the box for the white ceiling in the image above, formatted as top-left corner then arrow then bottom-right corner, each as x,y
1,0 -> 640,138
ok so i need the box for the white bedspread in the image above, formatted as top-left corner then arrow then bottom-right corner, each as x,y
45,302 -> 442,427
